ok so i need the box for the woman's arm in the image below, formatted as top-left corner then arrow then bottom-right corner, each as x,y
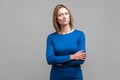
63,32 -> 86,66
46,36 -> 70,65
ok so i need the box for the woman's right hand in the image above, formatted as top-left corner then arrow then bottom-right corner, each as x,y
70,50 -> 86,60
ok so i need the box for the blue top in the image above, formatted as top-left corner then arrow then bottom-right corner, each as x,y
46,29 -> 86,67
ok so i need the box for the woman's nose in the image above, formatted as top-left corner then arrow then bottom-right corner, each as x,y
63,14 -> 66,19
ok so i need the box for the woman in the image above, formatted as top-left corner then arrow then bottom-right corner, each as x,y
46,4 -> 86,80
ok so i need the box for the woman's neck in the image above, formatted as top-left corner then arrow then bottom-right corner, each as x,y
59,25 -> 73,34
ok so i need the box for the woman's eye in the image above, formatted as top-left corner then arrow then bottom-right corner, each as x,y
58,14 -> 62,17
65,13 -> 68,15
58,15 -> 61,17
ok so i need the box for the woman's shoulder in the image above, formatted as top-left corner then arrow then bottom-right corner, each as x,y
74,29 -> 85,34
47,32 -> 57,39
74,29 -> 86,38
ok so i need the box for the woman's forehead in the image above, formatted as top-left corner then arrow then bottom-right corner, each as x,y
57,7 -> 68,14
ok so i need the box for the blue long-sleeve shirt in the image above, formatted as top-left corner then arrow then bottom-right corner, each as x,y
46,29 -> 86,67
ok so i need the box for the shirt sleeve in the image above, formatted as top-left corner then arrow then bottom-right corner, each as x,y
63,31 -> 86,66
46,35 -> 70,65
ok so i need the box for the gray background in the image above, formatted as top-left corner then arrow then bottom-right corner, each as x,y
0,0 -> 120,80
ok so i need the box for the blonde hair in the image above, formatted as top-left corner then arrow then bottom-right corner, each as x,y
53,4 -> 74,32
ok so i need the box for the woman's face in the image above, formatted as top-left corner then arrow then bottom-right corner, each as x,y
57,7 -> 70,26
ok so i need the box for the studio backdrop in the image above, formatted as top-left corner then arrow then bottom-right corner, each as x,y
0,0 -> 120,80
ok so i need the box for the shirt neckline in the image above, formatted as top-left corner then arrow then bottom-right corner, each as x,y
56,29 -> 75,36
